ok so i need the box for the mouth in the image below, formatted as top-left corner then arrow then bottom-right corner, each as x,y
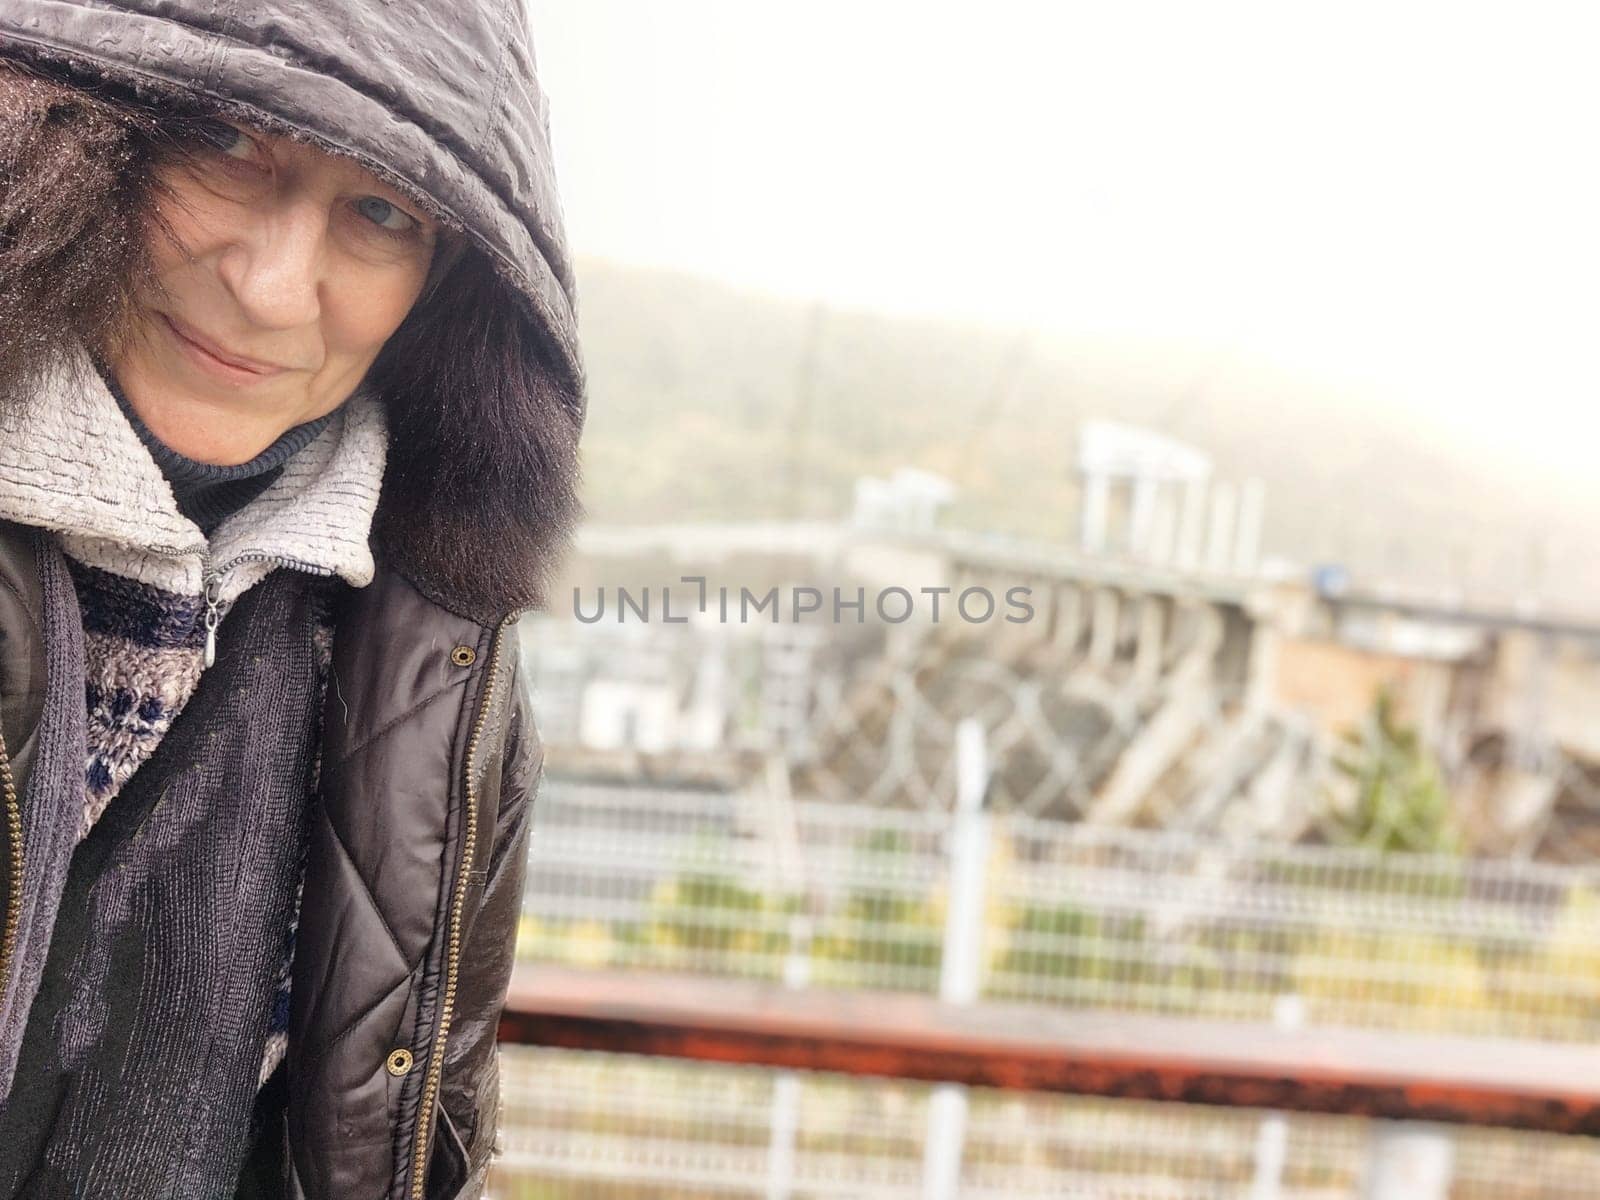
160,313 -> 287,382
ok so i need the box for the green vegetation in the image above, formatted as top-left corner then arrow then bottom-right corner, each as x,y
1320,684 -> 1462,854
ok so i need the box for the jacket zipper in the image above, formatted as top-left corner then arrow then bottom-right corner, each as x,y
199,550 -> 335,669
408,617 -> 510,1199
127,540 -> 338,671
0,720 -> 20,1013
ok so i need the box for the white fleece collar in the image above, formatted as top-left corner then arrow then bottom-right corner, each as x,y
0,343 -> 388,603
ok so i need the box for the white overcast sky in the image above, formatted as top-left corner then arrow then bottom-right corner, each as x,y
527,1 -> 1600,478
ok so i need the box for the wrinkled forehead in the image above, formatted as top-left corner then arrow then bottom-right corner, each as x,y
182,104 -> 460,231
218,118 -> 442,211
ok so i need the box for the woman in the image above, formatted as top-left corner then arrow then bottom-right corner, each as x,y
0,2 -> 583,1197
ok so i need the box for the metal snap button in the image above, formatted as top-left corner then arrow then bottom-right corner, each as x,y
386,1047 -> 414,1076
450,645 -> 476,667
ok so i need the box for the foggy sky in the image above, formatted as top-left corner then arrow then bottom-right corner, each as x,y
528,1 -> 1600,492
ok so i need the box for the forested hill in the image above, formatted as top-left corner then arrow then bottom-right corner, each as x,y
571,256 -> 1600,616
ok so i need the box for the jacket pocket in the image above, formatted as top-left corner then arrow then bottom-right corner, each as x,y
425,1100 -> 471,1200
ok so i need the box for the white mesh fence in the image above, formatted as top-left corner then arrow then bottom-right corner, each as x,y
520,781 -> 1600,1041
488,1047 -> 1600,1200
503,778 -> 1600,1196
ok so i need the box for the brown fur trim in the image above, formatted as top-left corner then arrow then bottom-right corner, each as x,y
367,242 -> 586,622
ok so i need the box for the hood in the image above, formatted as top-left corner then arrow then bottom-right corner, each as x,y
0,0 -> 585,623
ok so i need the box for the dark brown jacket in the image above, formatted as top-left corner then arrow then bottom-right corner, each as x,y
0,520 -> 543,1199
0,2 -> 585,1195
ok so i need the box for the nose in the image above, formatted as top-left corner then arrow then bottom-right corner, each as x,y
215,199 -> 326,331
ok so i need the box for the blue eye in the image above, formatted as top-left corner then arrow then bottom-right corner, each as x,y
355,195 -> 416,234
195,119 -> 255,160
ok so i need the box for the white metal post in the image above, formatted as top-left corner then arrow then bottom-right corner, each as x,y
765,918 -> 812,1200
1362,1124 -> 1455,1200
765,755 -> 812,1200
921,719 -> 991,1200
1249,994 -> 1304,1200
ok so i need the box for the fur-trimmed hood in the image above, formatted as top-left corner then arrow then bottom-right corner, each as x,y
0,0 -> 585,623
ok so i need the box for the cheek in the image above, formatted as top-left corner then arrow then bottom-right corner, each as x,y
143,174 -> 234,275
322,267 -> 426,361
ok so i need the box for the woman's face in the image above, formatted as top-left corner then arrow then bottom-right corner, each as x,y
109,117 -> 440,465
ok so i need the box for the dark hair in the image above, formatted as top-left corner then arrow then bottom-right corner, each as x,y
0,61 -> 584,619
0,65 -> 155,396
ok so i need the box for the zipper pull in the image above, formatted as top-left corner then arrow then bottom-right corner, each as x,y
202,571 -> 225,669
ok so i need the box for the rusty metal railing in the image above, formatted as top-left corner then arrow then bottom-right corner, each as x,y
498,964 -> 1600,1137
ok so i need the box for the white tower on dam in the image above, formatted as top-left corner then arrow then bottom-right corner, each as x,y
1076,420 -> 1264,577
